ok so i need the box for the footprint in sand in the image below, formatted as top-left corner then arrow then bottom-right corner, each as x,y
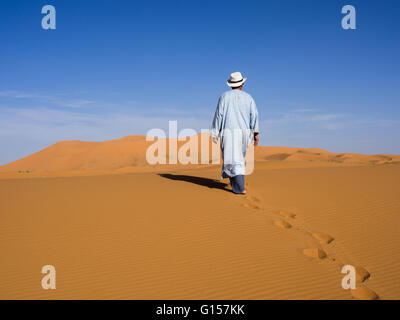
274,208 -> 378,299
302,248 -> 327,259
243,203 -> 260,210
242,195 -> 261,210
274,220 -> 292,229
312,232 -> 334,244
246,196 -> 260,203
351,287 -> 379,300
354,266 -> 371,283
343,265 -> 376,299
279,211 -> 296,219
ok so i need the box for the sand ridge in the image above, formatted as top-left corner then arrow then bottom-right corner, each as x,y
1,134 -> 399,175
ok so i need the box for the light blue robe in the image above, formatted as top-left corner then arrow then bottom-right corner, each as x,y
210,90 -> 259,178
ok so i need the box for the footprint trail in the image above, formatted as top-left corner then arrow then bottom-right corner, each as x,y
237,181 -> 380,300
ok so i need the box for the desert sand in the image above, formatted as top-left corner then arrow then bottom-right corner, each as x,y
0,134 -> 399,299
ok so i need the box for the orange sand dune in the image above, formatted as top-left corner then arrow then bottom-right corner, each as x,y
1,134 -> 399,174
0,135 -> 399,299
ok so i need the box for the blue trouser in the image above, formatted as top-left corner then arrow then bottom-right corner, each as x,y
229,175 -> 245,194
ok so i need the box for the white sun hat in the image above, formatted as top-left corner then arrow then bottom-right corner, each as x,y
227,71 -> 247,87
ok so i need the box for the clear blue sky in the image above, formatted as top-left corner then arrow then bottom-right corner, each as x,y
0,0 -> 399,164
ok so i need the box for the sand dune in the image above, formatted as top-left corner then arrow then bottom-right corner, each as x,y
1,134 -> 399,174
0,135 -> 399,299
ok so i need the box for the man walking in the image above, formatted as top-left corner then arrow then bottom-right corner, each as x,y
211,72 -> 259,194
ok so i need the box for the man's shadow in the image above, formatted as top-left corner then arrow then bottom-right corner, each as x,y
158,174 -> 230,192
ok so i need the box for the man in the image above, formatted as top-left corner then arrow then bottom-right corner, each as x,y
211,71 -> 259,194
